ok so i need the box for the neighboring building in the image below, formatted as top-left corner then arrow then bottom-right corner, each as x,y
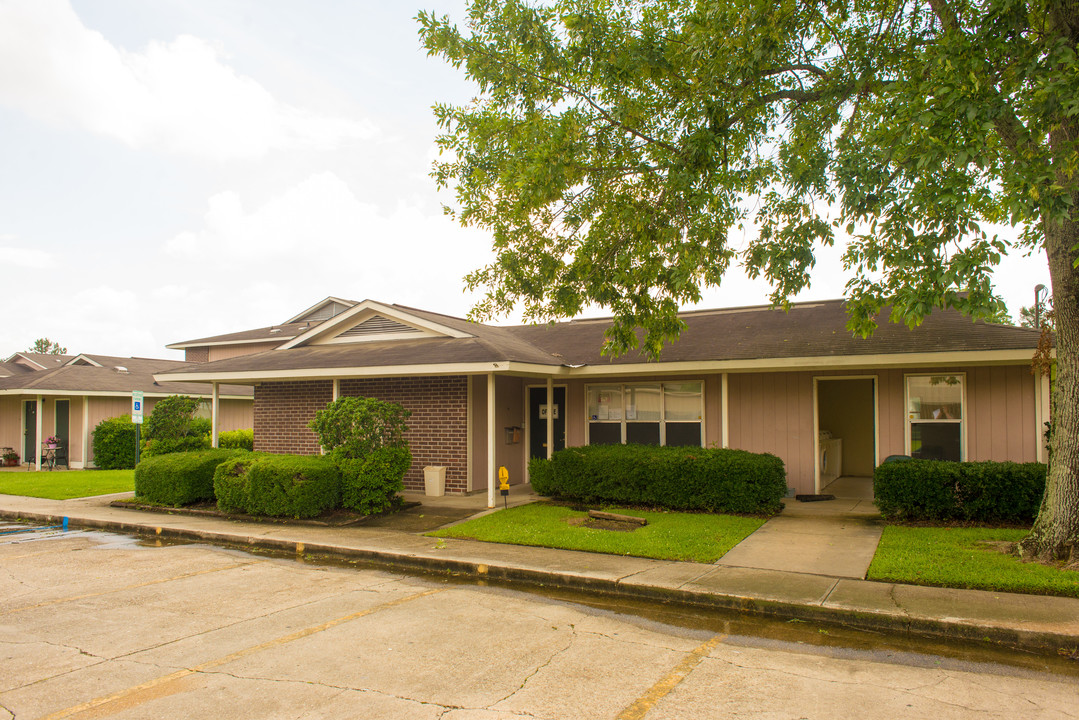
166,297 -> 356,362
0,353 -> 253,470
157,297 -> 1050,502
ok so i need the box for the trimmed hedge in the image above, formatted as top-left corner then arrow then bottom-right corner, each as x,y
143,435 -> 211,457
135,448 -> 247,506
337,446 -> 411,514
91,414 -> 137,470
218,429 -> 254,451
245,455 -> 341,518
529,444 -> 787,513
213,455 -> 264,513
874,460 -> 1047,523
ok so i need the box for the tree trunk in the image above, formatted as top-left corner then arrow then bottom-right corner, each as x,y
1017,210 -> 1079,564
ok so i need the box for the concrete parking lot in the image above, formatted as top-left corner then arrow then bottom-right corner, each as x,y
1,529 -> 1076,720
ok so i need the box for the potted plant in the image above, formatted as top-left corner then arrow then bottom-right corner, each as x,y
2,450 -> 19,467
44,435 -> 60,449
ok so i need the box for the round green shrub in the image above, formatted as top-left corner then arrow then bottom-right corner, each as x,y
245,455 -> 341,518
91,414 -> 137,469
213,455 -> 263,513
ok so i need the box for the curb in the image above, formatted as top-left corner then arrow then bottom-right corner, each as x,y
3,509 -> 1076,658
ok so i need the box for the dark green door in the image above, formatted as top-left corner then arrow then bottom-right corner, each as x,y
55,400 -> 70,467
529,387 -> 565,460
23,401 -> 36,463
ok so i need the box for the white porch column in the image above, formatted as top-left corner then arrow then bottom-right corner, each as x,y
332,378 -> 340,401
487,373 -> 496,509
211,382 -> 220,449
720,373 -> 729,448
81,398 -> 90,468
546,377 -> 554,460
35,395 -> 43,471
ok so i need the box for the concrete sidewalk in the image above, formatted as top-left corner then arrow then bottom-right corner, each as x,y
1,491 -> 1077,657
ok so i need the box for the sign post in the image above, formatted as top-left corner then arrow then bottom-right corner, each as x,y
132,391 -> 144,465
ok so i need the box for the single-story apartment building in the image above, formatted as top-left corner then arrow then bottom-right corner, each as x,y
155,297 -> 1050,506
0,353 -> 253,469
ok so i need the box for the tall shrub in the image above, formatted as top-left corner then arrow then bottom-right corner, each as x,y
91,414 -> 137,469
339,446 -> 412,514
308,396 -> 411,459
143,395 -> 210,457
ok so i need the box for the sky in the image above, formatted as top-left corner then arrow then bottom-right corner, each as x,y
0,0 -> 1051,361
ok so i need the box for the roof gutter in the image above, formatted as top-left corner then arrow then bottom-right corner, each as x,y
150,348 -> 1044,385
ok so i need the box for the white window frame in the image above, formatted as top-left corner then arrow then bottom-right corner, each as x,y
904,372 -> 967,461
585,381 -> 706,447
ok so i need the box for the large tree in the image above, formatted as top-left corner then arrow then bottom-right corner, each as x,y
29,338 -> 67,355
420,0 -> 1079,562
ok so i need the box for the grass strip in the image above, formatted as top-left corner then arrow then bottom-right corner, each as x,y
0,469 -> 135,500
868,526 -> 1079,598
429,502 -> 764,563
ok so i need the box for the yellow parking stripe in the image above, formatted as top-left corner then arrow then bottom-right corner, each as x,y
41,587 -> 446,720
615,634 -> 726,720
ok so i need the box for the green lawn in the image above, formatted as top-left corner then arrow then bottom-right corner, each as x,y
0,469 -> 135,500
868,526 -> 1079,598
429,502 -> 764,563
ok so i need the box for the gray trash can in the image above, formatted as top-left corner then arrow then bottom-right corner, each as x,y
423,466 -> 446,497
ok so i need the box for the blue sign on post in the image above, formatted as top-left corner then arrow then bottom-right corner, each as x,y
132,391 -> 144,425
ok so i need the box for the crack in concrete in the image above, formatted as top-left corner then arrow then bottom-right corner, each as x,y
193,668 -> 473,716
489,626 -> 578,708
108,586 -> 397,665
0,698 -> 15,720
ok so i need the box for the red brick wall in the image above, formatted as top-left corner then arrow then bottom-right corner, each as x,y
185,347 -> 209,363
253,376 -> 470,493
253,380 -> 333,456
340,376 -> 468,493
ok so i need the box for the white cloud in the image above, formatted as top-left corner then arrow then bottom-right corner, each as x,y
0,246 -> 52,269
162,171 -> 494,327
0,0 -> 375,159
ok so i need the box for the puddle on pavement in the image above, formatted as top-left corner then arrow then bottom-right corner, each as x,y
63,526 -> 1079,679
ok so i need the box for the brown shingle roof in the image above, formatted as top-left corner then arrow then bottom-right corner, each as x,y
505,300 -> 1043,365
166,321 -> 310,348
0,356 -> 252,397
155,298 -> 1041,382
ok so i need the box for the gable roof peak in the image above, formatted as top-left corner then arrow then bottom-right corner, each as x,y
285,296 -> 358,324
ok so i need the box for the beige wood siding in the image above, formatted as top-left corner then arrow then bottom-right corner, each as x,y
208,342 -> 281,362
0,396 -> 23,455
469,376 -> 528,491
965,365 -> 1038,461
470,377 -> 487,491
495,376 -> 526,486
727,372 -> 814,492
217,399 -> 253,432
